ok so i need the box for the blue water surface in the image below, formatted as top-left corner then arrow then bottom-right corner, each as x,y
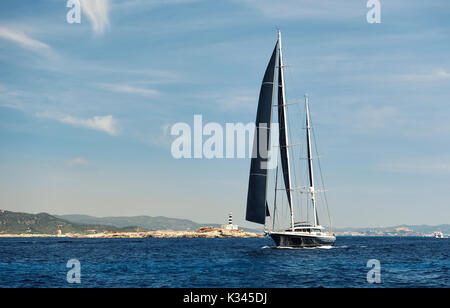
0,237 -> 448,288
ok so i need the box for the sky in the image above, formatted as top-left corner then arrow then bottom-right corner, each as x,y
0,0 -> 449,229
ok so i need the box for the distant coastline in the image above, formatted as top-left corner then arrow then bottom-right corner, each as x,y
0,210 -> 448,238
0,227 -> 263,239
0,232 -> 446,239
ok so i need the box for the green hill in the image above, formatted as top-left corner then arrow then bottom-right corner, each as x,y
0,210 -> 138,235
57,214 -> 211,231
56,214 -> 260,233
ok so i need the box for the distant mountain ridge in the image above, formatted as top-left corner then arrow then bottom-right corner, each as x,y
1,210 -> 447,235
56,214 -> 210,231
0,210 -> 139,235
57,215 -> 449,234
333,224 -> 450,234
56,214 -> 263,232
0,211 -> 258,234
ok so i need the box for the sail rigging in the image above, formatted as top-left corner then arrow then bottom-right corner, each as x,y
245,31 -> 335,247
246,43 -> 278,225
276,31 -> 295,231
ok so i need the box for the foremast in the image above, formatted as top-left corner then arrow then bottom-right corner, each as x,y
305,95 -> 319,227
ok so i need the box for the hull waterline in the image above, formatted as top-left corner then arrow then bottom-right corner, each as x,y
269,232 -> 336,248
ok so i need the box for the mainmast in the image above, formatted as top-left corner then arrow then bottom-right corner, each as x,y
277,30 -> 295,231
305,95 -> 319,227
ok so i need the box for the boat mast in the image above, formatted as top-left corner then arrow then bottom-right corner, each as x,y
305,95 -> 319,227
278,30 -> 295,231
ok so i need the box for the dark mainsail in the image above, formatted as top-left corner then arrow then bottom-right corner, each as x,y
246,43 -> 278,225
277,49 -> 293,212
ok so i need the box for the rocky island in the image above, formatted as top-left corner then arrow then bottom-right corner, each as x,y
0,227 -> 263,239
72,227 -> 262,239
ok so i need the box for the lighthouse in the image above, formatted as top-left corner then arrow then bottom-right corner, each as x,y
222,212 -> 238,230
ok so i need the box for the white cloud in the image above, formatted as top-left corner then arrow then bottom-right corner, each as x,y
96,83 -> 160,96
80,0 -> 110,34
36,112 -> 119,136
394,69 -> 450,82
68,157 -> 89,167
437,69 -> 450,79
0,27 -> 50,52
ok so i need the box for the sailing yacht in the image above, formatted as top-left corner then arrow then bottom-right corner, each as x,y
434,231 -> 444,239
246,31 -> 336,248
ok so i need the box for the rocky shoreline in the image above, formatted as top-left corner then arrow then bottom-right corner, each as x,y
0,227 -> 263,239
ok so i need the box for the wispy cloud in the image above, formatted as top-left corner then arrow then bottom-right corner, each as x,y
196,89 -> 257,113
70,65 -> 184,85
80,0 -> 110,34
238,0 -> 449,20
112,0 -> 202,11
68,157 -> 89,167
0,27 -> 50,52
237,0 -> 363,19
328,99 -> 450,138
88,67 -> 181,82
0,102 -> 23,110
150,124 -> 172,147
353,105 -> 399,131
378,157 -> 450,174
0,85 -> 24,110
36,112 -> 119,136
96,83 -> 160,96
394,69 -> 450,82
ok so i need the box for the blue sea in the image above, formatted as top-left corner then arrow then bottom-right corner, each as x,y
0,237 -> 448,288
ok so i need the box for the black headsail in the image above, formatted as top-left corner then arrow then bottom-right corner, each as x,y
246,42 -> 278,225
